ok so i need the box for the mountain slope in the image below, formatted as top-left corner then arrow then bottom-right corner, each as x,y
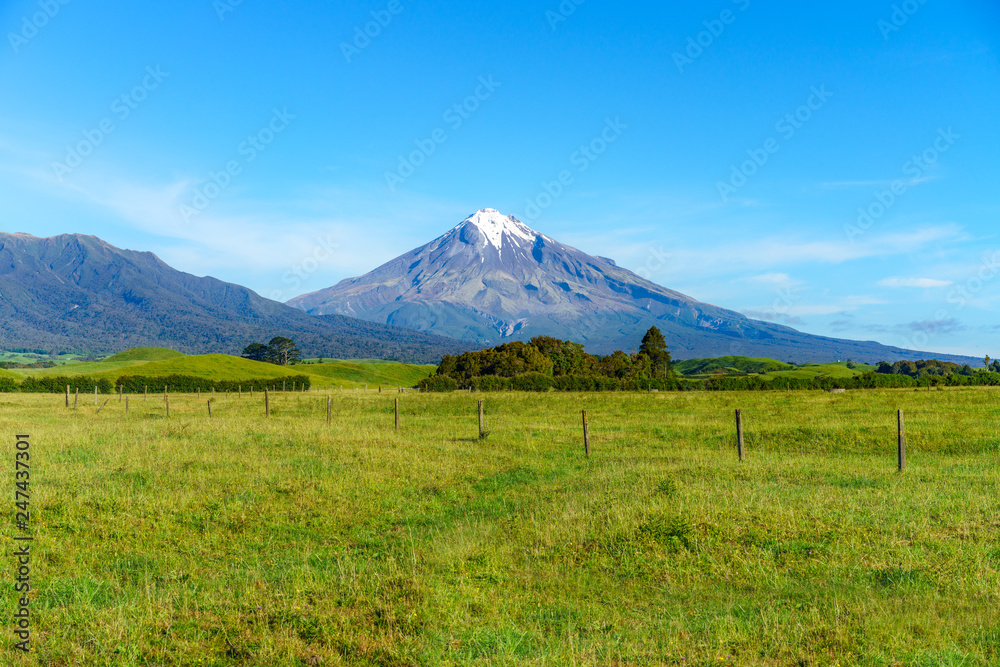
0,232 -> 470,362
289,209 -> 975,364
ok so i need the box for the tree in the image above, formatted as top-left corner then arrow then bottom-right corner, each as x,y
639,326 -> 673,378
241,343 -> 269,362
267,337 -> 301,366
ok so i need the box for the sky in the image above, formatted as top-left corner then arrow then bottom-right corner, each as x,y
1,0 -> 998,358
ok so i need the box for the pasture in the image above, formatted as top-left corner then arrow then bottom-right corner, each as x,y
3,348 -> 435,391
1,387 -> 998,665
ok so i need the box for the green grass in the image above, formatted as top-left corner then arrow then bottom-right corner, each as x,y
8,360 -> 152,378
103,347 -> 186,363
2,387 -> 999,665
304,359 -> 436,388
767,361 -> 877,381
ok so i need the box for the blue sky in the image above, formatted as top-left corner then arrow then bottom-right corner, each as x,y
1,0 -> 998,357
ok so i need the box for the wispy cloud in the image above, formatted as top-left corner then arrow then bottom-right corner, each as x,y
878,277 -> 953,288
819,176 -> 937,190
906,318 -> 965,334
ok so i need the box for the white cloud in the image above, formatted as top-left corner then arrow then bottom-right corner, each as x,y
878,277 -> 953,288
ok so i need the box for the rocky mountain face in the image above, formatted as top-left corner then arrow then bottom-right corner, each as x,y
0,232 -> 469,362
288,209 -> 973,364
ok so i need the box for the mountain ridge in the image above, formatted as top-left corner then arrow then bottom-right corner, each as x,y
0,231 -> 471,363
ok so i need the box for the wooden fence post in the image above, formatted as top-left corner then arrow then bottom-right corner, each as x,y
96,399 -> 109,414
898,410 -> 906,472
74,387 -> 78,409
327,396 -> 332,425
265,390 -> 270,418
736,409 -> 745,462
144,385 -> 148,401
582,410 -> 590,457
94,386 -> 98,406
478,400 -> 485,439
208,400 -> 213,419
65,385 -> 69,408
118,385 -> 122,402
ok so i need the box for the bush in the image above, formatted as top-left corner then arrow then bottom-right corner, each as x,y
416,375 -> 459,392
470,375 -> 513,392
19,376 -> 113,394
510,372 -> 554,392
115,375 -> 311,393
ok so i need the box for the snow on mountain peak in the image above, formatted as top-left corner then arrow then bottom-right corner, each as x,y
458,209 -> 537,258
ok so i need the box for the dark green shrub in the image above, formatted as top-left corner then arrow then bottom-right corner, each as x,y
416,375 -> 459,392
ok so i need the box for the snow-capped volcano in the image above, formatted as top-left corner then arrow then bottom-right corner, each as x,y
456,209 -> 541,259
287,209 -> 941,361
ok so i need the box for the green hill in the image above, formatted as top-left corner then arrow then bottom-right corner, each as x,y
104,347 -> 186,362
672,357 -> 877,383
93,355 -> 433,389
4,352 -> 441,390
92,355 -> 314,383
766,361 -> 875,381
674,356 -> 795,377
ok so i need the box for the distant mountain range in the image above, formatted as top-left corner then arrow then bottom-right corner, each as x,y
289,209 -> 977,365
0,232 -> 469,363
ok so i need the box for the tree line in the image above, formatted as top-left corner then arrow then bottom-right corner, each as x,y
875,357 -> 1000,378
419,327 -> 676,391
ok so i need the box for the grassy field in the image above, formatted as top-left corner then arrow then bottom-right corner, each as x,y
0,352 -> 82,367
766,362 -> 877,381
4,348 -> 434,390
2,387 -> 999,665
